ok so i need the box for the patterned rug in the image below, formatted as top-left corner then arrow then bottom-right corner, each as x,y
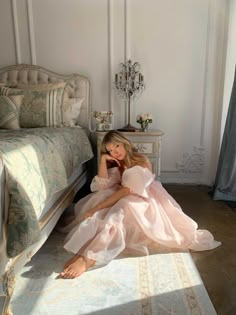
10,230 -> 217,315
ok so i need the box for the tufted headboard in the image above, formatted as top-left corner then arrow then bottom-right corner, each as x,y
0,64 -> 90,129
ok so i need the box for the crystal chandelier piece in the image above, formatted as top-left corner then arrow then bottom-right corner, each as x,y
114,59 -> 145,131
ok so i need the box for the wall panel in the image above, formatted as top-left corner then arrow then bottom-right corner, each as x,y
0,0 -> 17,66
128,0 -> 208,176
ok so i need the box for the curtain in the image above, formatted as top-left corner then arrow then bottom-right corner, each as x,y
212,66 -> 236,201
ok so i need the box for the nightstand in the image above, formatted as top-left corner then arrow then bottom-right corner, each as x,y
96,129 -> 164,179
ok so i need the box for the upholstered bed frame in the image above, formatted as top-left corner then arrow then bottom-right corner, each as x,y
0,64 -> 91,128
0,64 -> 92,315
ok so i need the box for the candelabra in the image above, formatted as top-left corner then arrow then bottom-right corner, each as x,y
114,59 -> 145,131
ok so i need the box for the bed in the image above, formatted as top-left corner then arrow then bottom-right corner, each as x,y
0,64 -> 94,315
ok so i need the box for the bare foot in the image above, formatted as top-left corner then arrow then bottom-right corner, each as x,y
64,255 -> 80,269
60,255 -> 95,279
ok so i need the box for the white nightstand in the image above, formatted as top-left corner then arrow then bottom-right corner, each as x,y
96,129 -> 164,179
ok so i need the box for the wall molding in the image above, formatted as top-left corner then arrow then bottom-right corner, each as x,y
163,0 -> 212,177
107,0 -> 113,113
124,0 -> 130,62
172,1 -> 210,176
124,0 -> 130,124
11,0 -> 21,63
110,0 -> 129,123
26,0 -> 36,65
176,146 -> 205,173
200,0 -> 211,146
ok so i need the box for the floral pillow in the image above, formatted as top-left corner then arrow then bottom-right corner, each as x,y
0,95 -> 23,129
20,87 -> 65,128
18,83 -> 83,127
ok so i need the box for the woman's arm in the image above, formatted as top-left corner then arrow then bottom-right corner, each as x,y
98,154 -> 120,178
98,154 -> 109,178
83,186 -> 130,219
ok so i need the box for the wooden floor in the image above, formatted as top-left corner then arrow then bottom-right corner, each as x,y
164,184 -> 236,315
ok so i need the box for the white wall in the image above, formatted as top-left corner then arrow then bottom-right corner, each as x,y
0,0 -> 229,185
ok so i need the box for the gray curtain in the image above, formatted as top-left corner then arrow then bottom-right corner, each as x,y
212,66 -> 236,201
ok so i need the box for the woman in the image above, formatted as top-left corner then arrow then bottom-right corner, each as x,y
60,130 -> 221,279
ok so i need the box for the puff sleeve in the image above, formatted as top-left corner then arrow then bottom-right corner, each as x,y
90,167 -> 121,192
121,166 -> 154,198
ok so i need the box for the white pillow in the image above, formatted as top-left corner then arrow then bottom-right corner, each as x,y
62,98 -> 84,127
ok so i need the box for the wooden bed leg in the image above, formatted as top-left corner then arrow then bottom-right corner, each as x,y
0,267 -> 16,315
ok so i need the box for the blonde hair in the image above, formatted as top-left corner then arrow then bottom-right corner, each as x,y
101,130 -> 147,167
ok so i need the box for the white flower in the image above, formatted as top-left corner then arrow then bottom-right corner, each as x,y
136,113 -> 153,124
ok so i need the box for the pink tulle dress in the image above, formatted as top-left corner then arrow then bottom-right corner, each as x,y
64,166 -> 221,264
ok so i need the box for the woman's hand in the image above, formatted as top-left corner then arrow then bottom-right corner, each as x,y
100,154 -> 120,167
82,186 -> 131,222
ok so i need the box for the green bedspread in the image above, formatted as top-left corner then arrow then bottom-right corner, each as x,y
0,127 -> 93,257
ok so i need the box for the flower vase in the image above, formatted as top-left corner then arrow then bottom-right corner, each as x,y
140,121 -> 149,132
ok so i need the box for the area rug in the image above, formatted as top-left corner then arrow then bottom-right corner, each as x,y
10,230 -> 217,315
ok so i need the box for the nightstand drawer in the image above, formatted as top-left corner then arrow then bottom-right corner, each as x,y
133,141 -> 157,155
